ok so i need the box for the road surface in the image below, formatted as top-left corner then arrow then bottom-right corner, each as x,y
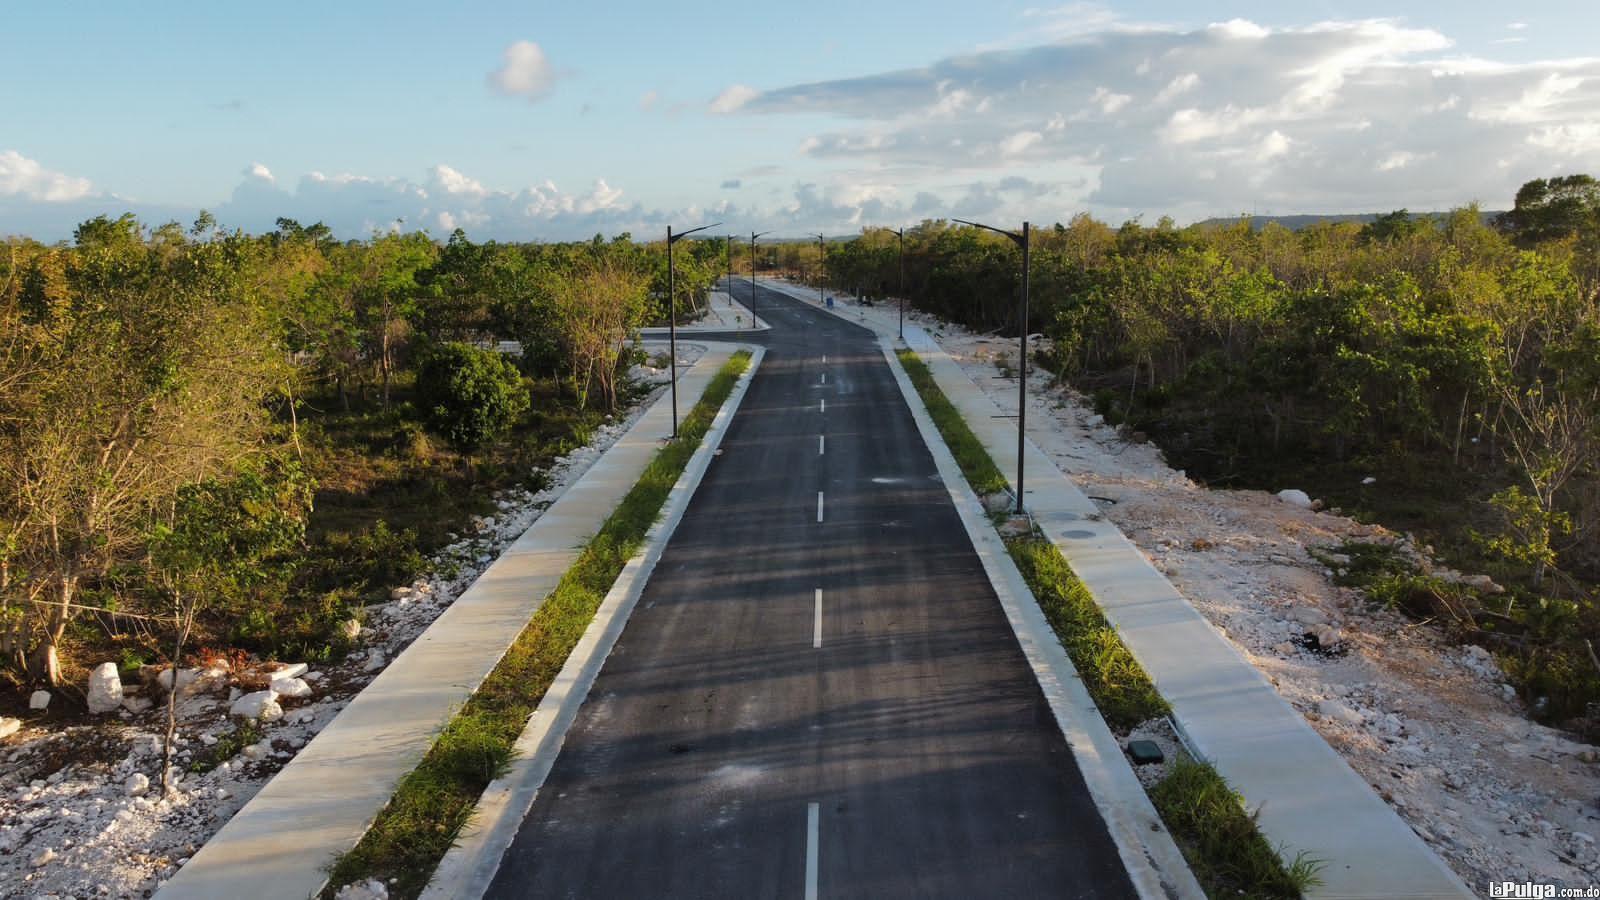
486,281 -> 1135,899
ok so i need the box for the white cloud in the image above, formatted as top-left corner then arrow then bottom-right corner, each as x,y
1377,150 -> 1431,171
489,41 -> 559,102
1155,73 -> 1200,103
1508,22 -> 1529,31
1208,19 -> 1269,40
1090,86 -> 1131,114
709,84 -> 758,114
1257,130 -> 1291,161
246,162 -> 274,183
999,130 -> 1043,157
431,164 -> 487,197
727,17 -> 1600,221
0,150 -> 94,202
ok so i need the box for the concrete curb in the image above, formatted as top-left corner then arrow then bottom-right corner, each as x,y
879,340 -> 1204,900
156,345 -> 755,900
420,346 -> 765,900
639,290 -> 772,336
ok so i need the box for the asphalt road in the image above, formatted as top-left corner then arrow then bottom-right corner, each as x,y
486,281 -> 1135,899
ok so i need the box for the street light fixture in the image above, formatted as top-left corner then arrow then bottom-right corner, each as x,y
952,218 -> 1031,515
749,230 -> 770,328
667,221 -> 721,439
812,233 -> 826,305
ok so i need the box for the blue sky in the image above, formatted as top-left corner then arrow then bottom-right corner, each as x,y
3,1 -> 1598,240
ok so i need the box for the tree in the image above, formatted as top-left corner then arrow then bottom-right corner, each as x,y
147,461 -> 310,790
415,343 -> 530,450
550,252 -> 650,410
0,228 -> 289,684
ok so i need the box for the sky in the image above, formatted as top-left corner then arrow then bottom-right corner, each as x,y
2,1 -> 1598,241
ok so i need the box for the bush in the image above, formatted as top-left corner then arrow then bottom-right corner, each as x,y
415,343 -> 530,450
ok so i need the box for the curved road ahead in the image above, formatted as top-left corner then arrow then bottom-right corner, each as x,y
486,281 -> 1134,899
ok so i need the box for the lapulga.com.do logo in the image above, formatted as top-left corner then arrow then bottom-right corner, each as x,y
1490,885 -> 1557,899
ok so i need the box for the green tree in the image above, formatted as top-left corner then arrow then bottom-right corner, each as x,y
415,342 -> 530,450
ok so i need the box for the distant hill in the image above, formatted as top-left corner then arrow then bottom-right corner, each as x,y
1194,210 -> 1505,231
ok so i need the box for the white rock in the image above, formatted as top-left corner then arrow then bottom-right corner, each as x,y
29,690 -> 51,710
335,878 -> 390,900
125,773 -> 149,796
1289,606 -> 1329,627
122,696 -> 152,714
0,717 -> 21,739
363,650 -> 387,673
270,676 -> 313,700
155,667 -> 200,694
30,846 -> 56,867
1362,476 -> 1378,485
272,662 -> 309,680
87,662 -> 124,714
1276,489 -> 1314,509
229,690 -> 283,721
1317,699 -> 1366,728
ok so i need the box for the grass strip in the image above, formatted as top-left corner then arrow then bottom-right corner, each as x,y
323,351 -> 752,899
894,347 -> 1317,899
1150,760 -> 1326,898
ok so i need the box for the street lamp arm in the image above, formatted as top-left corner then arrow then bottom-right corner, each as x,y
668,222 -> 722,245
951,217 -> 1026,248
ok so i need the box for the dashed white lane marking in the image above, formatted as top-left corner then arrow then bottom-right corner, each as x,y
822,355 -> 826,364
813,589 -> 822,649
819,435 -> 825,455
816,492 -> 824,523
820,398 -> 825,414
821,372 -> 827,385
806,802 -> 820,900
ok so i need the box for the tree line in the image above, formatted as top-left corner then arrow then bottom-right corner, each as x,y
818,176 -> 1600,722
1,215 -> 725,686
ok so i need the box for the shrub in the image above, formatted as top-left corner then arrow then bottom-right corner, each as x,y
415,343 -> 530,450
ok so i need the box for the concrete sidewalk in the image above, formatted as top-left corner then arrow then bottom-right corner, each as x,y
764,279 -> 1474,899
157,344 -> 756,900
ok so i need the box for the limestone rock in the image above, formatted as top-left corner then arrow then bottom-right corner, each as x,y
125,772 -> 150,797
1317,698 -> 1366,728
87,662 -> 124,714
0,717 -> 21,739
1276,489 -> 1314,509
270,676 -> 313,700
272,662 -> 309,680
229,690 -> 283,721
29,690 -> 51,710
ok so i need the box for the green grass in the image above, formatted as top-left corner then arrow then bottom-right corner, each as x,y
894,347 -> 1312,899
1151,760 -> 1325,899
896,350 -> 1009,496
1005,537 -> 1169,728
322,351 -> 750,900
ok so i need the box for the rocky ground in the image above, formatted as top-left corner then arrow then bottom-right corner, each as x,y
928,318 -> 1600,891
0,344 -> 700,900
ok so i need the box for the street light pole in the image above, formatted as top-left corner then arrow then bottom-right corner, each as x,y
666,221 -> 721,439
749,230 -> 770,329
812,233 -> 826,305
952,218 -> 1031,515
894,227 -> 905,340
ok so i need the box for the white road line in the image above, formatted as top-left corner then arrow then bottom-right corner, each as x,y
816,491 -> 824,523
806,802 -> 820,900
820,398 -> 825,414
821,372 -> 827,385
813,589 -> 822,648
819,434 -> 825,455
822,355 -> 826,364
